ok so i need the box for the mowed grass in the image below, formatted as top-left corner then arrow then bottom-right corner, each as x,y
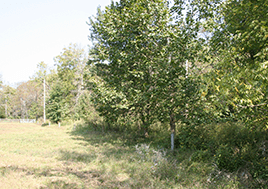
0,123 -> 240,189
0,123 -> 103,188
0,123 -> 161,189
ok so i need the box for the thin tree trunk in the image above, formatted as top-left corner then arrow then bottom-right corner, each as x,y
170,112 -> 176,150
141,112 -> 149,137
5,99 -> 7,118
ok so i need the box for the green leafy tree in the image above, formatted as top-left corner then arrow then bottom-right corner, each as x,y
89,0 -> 206,150
145,0 -> 205,149
90,72 -> 129,129
89,0 -> 173,136
46,81 -> 70,123
53,43 -> 88,120
0,85 -> 16,118
75,64 -> 104,126
207,0 -> 268,131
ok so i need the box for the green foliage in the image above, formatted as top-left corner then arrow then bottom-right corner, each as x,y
53,43 -> 89,120
46,82 -> 70,123
176,121 -> 268,186
76,90 -> 102,125
35,61 -> 47,78
90,74 -> 129,127
206,0 -> 268,131
28,101 -> 43,120
41,122 -> 49,127
215,142 -> 268,188
89,0 -> 175,135
171,0 -> 268,183
0,106 -> 5,118
190,150 -> 213,163
215,145 -> 242,172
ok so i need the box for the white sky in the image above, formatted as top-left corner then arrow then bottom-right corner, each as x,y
0,0 -> 116,86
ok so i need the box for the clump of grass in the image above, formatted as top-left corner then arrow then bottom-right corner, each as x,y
134,143 -> 178,181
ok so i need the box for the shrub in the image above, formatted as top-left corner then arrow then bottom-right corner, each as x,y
41,122 -> 49,126
41,120 -> 51,127
215,145 -> 243,172
176,123 -> 206,150
175,120 -> 268,187
190,150 -> 213,163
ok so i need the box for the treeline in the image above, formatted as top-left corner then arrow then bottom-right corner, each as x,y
0,0 -> 267,186
88,0 -> 267,148
0,78 -> 43,119
0,44 -> 92,124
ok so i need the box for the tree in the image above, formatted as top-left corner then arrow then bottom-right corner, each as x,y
15,80 -> 42,119
208,0 -> 268,131
47,43 -> 88,122
0,85 -> 16,118
46,81 -> 70,124
89,0 -> 207,150
89,71 -> 129,129
89,0 -> 173,136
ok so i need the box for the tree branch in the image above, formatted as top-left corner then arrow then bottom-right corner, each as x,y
236,103 -> 267,109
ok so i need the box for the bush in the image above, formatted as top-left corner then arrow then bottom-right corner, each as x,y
41,120 -> 51,127
41,122 -> 49,127
176,121 -> 254,151
176,123 -> 206,150
190,150 -> 213,163
175,120 -> 268,187
215,145 -> 242,172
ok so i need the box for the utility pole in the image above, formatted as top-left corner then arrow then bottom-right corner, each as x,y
44,77 -> 46,122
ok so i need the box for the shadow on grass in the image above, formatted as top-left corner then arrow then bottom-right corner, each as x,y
66,122 -> 168,162
0,164 -> 101,189
53,123 -> 187,188
57,149 -> 97,163
69,122 -> 169,147
64,122 -> 175,163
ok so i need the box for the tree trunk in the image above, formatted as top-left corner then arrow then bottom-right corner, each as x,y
170,112 -> 176,150
141,113 -> 149,137
5,99 -> 7,118
144,127 -> 149,138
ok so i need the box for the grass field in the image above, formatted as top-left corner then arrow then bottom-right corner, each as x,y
0,123 -> 241,189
